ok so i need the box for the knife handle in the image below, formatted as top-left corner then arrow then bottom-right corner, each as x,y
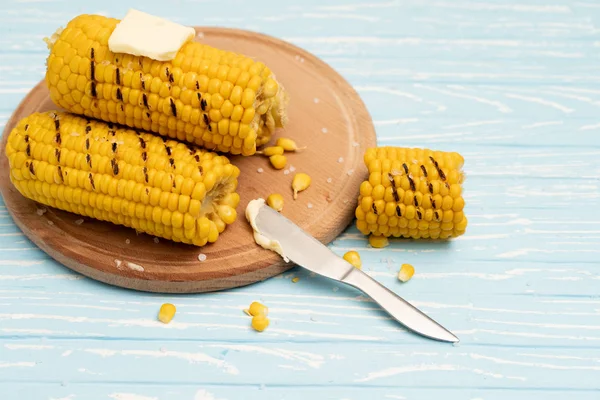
342,267 -> 459,343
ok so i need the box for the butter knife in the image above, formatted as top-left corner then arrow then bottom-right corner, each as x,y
252,202 -> 459,343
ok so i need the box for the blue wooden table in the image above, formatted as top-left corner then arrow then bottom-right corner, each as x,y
2,0 -> 600,399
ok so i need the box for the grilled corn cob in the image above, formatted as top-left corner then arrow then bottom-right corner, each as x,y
356,147 -> 467,240
5,111 -> 241,246
43,14 -> 289,156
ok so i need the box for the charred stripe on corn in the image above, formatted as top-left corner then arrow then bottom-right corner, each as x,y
44,14 -> 289,156
355,147 -> 467,240
6,111 -> 241,246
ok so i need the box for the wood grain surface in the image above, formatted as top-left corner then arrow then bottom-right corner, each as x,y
0,27 -> 377,293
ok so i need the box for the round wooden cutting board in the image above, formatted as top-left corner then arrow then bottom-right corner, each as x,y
0,27 -> 376,293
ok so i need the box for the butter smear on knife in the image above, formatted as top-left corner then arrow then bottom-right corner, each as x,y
246,199 -> 289,262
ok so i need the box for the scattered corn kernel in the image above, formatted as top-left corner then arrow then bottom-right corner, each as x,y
398,263 -> 415,282
158,303 -> 176,324
248,301 -> 268,317
276,137 -> 305,152
343,251 -> 362,269
369,235 -> 389,249
251,315 -> 270,332
267,193 -> 284,212
292,173 -> 311,199
269,154 -> 287,170
292,277 -> 300,283
260,146 -> 284,156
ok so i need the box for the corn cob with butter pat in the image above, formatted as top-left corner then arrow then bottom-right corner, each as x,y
44,14 -> 289,156
5,111 -> 241,246
356,147 -> 467,240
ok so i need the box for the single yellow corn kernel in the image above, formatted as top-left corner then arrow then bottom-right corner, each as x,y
398,263 -> 415,282
248,301 -> 268,316
266,193 -> 284,212
276,137 -> 305,152
269,154 -> 287,170
292,173 -> 311,200
260,146 -> 284,156
369,234 -> 389,249
251,315 -> 270,332
291,277 -> 300,283
343,251 -> 362,269
158,303 -> 176,324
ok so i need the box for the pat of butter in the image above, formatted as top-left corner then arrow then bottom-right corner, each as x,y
108,9 -> 196,62
246,199 -> 289,263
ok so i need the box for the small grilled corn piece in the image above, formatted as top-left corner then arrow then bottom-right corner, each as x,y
44,14 -> 289,156
292,173 -> 311,199
158,303 -> 177,323
269,154 -> 287,170
251,315 -> 270,332
5,111 -> 241,246
276,137 -> 305,152
248,301 -> 268,316
266,193 -> 284,212
356,147 -> 467,240
369,235 -> 389,248
343,251 -> 362,269
260,146 -> 284,156
398,263 -> 415,282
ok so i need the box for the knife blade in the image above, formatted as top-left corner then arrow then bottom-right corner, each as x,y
253,202 -> 459,343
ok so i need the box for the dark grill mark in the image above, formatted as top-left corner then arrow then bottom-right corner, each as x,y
170,98 -> 177,117
396,205 -> 402,217
393,189 -> 399,202
138,59 -> 143,67
434,210 -> 440,221
90,48 -> 95,60
112,142 -> 117,153
89,173 -> 95,190
207,123 -> 212,132
408,175 -> 416,192
402,163 -> 409,174
85,138 -> 90,150
139,137 -> 146,149
169,158 -> 175,168
146,112 -> 151,118
431,196 -> 436,209
194,154 -> 200,162
86,154 -> 92,168
108,123 -> 113,129
24,124 -> 29,131
197,93 -> 201,103
25,143 -> 31,157
165,67 -> 170,78
28,161 -> 35,175
165,146 -> 172,156
115,68 -> 121,85
413,196 -> 419,207
90,60 -> 95,81
200,98 -> 207,111
203,114 -> 209,125
90,81 -> 97,97
57,166 -> 63,182
416,209 -> 422,220
172,176 -> 176,188
372,203 -> 378,215
111,159 -> 119,175
142,152 -> 147,162
110,130 -> 115,137
429,156 -> 446,181
420,165 -> 428,177
120,104 -> 124,112
116,88 -> 123,101
428,183 -> 434,194
142,93 -> 148,109
54,119 -> 60,131
55,132 -> 61,145
140,74 -> 145,90
85,126 -> 91,133
55,148 -> 61,163
169,73 -> 174,83
198,165 -> 203,175
195,81 -> 199,90
145,188 -> 150,195
143,167 -> 149,183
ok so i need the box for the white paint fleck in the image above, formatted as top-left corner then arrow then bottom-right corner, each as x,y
0,362 -> 36,368
61,350 -> 72,357
327,178 -> 333,183
194,389 -> 225,400
307,203 -> 313,209
504,93 -> 574,113
198,253 -> 207,262
206,344 -> 325,368
338,157 -> 344,163
4,344 -> 53,350
257,168 -> 264,173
